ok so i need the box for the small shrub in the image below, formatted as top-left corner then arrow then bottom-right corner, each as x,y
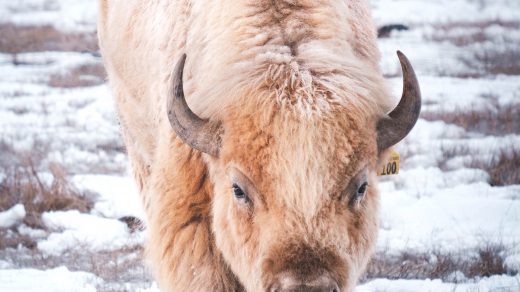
469,150 -> 520,186
0,229 -> 37,250
0,149 -> 95,229
435,143 -> 520,186
468,245 -> 507,278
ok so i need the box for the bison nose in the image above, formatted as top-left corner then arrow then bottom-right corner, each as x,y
269,275 -> 339,292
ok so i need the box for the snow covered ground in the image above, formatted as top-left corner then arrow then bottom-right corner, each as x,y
0,0 -> 519,291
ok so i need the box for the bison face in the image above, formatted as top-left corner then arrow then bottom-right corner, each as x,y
208,110 -> 379,292
167,52 -> 420,291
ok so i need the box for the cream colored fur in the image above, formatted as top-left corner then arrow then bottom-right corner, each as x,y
98,1 -> 392,291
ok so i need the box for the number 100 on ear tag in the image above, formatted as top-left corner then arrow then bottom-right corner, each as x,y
378,150 -> 400,176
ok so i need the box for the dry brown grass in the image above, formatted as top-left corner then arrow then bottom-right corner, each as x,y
0,143 -> 95,229
436,145 -> 520,186
0,162 -> 95,229
0,24 -> 98,54
0,229 -> 37,250
48,63 -> 106,88
461,48 -> 520,76
362,244 -> 515,283
422,104 -> 520,136
0,142 -> 149,289
436,143 -> 471,171
425,103 -> 520,186
469,150 -> 520,186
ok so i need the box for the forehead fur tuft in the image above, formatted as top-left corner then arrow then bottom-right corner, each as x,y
191,49 -> 392,123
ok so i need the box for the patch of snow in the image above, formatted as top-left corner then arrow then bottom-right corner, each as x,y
357,275 -> 520,291
0,0 -> 97,32
17,224 -> 48,239
378,182 -> 520,253
0,266 -> 102,292
0,204 -> 26,228
0,260 -> 11,269
504,254 -> 520,273
137,283 -> 160,292
384,75 -> 520,113
73,175 -> 146,220
445,271 -> 467,283
0,52 -> 126,174
38,210 -> 143,255
372,0 -> 520,25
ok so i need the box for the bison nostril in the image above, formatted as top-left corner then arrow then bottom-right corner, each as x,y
270,279 -> 339,292
331,284 -> 340,292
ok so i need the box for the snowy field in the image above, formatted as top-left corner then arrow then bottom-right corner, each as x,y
0,0 -> 519,291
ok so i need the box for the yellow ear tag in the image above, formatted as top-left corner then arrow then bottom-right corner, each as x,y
378,150 -> 400,176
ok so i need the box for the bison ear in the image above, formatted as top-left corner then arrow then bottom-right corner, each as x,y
376,51 -> 421,152
167,54 -> 223,156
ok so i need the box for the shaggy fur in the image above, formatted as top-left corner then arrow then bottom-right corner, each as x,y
98,0 -> 393,291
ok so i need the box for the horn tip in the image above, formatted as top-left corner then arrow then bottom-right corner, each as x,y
178,53 -> 187,69
396,50 -> 407,63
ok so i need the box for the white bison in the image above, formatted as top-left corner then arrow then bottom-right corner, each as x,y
98,0 -> 421,291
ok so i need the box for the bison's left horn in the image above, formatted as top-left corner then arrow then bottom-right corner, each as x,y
167,54 -> 223,156
376,51 -> 421,152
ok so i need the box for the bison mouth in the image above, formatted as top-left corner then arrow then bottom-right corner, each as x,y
262,243 -> 347,292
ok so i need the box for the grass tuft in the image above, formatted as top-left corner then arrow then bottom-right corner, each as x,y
48,63 -> 106,88
0,143 -> 95,229
422,104 -> 519,136
469,150 -> 520,186
461,48 -> 520,76
428,20 -> 520,47
0,244 -> 152,290
362,244 -> 515,283
0,24 -> 98,54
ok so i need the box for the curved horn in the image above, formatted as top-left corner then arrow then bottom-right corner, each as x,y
167,54 -> 223,156
376,51 -> 422,152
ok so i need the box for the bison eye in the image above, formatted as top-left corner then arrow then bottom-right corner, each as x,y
232,183 -> 249,201
349,181 -> 368,207
357,182 -> 368,197
343,168 -> 369,207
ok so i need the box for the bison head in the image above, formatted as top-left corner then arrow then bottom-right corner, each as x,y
167,52 -> 421,292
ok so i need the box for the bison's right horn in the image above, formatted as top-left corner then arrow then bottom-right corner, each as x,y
167,54 -> 223,156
